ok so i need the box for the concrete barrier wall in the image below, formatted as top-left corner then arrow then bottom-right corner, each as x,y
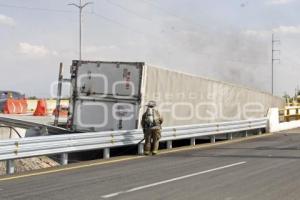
27,99 -> 69,114
1,99 -> 69,114
267,108 -> 300,132
26,100 -> 38,113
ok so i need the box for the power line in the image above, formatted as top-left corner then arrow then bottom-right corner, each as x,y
139,0 -> 207,30
0,3 -> 158,40
93,13 -> 271,66
0,3 -> 74,13
105,0 -> 151,21
91,12 -> 162,41
0,2 -> 271,66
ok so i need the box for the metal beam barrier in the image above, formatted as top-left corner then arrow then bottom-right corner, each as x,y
0,118 -> 267,174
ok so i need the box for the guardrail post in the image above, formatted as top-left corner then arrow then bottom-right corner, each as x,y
103,148 -> 110,159
6,160 -> 15,175
210,136 -> 216,143
190,138 -> 196,146
227,133 -> 233,140
167,141 -> 172,149
258,129 -> 262,135
60,153 -> 68,165
138,143 -> 144,155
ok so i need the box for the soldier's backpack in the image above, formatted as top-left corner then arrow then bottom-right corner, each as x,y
144,108 -> 158,128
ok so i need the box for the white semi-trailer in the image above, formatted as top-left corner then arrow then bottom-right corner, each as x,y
68,60 -> 284,132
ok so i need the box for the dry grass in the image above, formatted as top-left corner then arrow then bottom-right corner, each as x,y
0,157 -> 59,175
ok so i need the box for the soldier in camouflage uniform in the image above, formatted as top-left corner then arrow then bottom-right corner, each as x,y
141,101 -> 163,155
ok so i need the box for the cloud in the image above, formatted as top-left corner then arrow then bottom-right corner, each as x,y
83,45 -> 120,59
242,25 -> 300,38
84,45 -> 119,53
18,42 -> 57,57
273,26 -> 300,34
0,14 -> 16,27
242,30 -> 270,38
266,0 -> 295,5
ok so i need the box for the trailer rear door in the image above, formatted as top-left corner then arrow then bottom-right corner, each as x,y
69,61 -> 144,132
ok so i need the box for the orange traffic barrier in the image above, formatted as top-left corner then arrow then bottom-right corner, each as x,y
3,99 -> 28,114
33,99 -> 48,116
19,99 -> 28,114
3,99 -> 14,114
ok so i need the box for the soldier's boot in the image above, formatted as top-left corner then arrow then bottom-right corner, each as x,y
144,133 -> 151,156
144,142 -> 151,156
151,131 -> 161,156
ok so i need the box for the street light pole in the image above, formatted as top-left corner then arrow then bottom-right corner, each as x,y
69,0 -> 93,61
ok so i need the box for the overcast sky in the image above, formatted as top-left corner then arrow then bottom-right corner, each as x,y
0,0 -> 300,97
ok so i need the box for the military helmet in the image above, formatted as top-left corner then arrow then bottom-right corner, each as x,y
146,100 -> 156,107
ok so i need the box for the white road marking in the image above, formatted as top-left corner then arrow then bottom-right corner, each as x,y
101,161 -> 247,199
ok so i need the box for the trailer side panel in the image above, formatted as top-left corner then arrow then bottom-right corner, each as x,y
141,65 -> 284,127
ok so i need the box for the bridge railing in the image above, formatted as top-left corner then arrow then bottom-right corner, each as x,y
279,106 -> 300,122
0,118 -> 267,175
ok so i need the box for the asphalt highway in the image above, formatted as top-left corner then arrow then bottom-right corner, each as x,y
1,129 -> 300,200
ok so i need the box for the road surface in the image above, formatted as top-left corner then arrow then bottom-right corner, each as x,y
1,129 -> 300,200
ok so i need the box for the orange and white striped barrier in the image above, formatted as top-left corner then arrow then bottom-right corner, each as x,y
3,99 -> 28,114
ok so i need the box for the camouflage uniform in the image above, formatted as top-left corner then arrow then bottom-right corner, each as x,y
141,108 -> 163,155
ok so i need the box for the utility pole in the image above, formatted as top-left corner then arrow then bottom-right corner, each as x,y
69,0 -> 93,61
272,33 -> 280,95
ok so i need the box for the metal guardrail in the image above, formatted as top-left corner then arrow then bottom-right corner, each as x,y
279,106 -> 300,122
0,118 -> 267,175
0,116 -> 72,134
